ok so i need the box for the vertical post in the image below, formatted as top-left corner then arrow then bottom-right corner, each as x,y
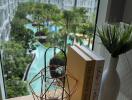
7,0 -> 11,23
0,51 -> 6,100
48,0 -> 50,4
61,0 -> 64,10
92,0 -> 101,50
74,0 -> 77,8
0,88 -> 2,99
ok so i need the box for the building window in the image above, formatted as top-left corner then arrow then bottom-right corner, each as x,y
1,0 -> 100,99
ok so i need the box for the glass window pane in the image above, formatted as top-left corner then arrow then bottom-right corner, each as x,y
0,0 -> 99,99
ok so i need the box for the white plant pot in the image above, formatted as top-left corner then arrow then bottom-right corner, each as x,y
98,56 -> 120,100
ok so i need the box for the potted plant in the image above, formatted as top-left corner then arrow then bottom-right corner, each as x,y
98,24 -> 132,100
49,52 -> 65,78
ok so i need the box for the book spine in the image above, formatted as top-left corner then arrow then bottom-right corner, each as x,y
90,61 -> 104,100
82,60 -> 96,100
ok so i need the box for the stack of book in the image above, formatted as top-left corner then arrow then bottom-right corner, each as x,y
66,44 -> 104,100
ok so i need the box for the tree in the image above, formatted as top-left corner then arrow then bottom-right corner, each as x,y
2,41 -> 32,79
61,10 -> 75,51
40,4 -> 64,49
10,17 -> 34,48
2,41 -> 32,98
30,3 -> 43,31
71,7 -> 87,32
5,78 -> 29,98
79,22 -> 94,47
64,7 -> 87,45
41,4 -> 61,26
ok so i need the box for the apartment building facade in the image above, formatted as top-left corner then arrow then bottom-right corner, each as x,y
0,0 -> 18,99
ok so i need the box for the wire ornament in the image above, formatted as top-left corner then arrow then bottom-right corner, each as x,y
29,47 -> 78,100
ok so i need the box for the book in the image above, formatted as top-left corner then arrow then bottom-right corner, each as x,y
66,44 -> 104,100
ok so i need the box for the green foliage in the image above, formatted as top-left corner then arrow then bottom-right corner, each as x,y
2,41 -> 32,98
44,42 -> 51,48
15,9 -> 27,19
47,31 -> 63,46
41,27 -> 49,35
79,22 -> 94,36
2,41 -> 32,79
55,52 -> 65,62
56,52 -> 65,60
98,24 -> 132,57
71,7 -> 87,33
10,17 -> 34,48
5,78 -> 29,98
42,4 -> 61,20
2,3 -> 96,98
17,3 -> 90,49
61,7 -> 88,48
62,10 -> 75,32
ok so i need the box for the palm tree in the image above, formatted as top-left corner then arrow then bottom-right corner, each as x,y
60,7 -> 87,50
62,10 -> 75,51
34,3 -> 44,31
41,4 -> 59,27
26,2 -> 36,16
46,31 -> 62,55
70,7 -> 87,44
86,22 -> 94,47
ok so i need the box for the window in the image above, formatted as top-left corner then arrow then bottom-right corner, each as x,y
0,0 -> 100,99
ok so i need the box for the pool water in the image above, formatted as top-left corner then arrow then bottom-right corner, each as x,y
27,44 -> 48,93
27,44 -> 60,94
24,23 -> 37,33
25,23 -> 67,94
25,22 -> 92,95
25,23 -> 61,33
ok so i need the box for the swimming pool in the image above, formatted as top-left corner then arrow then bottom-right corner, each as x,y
25,23 -> 65,94
28,44 -> 61,94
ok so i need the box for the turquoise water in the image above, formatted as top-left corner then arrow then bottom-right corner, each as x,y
27,44 -> 52,93
25,23 -> 91,94
24,24 -> 38,33
25,23 -> 64,94
27,44 -> 60,93
25,23 -> 60,33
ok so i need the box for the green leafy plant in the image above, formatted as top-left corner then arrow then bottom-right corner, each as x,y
98,24 -> 132,57
2,41 -> 32,98
5,77 -> 29,98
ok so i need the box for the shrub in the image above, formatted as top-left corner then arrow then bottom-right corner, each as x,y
5,78 -> 29,98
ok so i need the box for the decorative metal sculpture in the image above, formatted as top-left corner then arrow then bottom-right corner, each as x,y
29,47 -> 78,100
